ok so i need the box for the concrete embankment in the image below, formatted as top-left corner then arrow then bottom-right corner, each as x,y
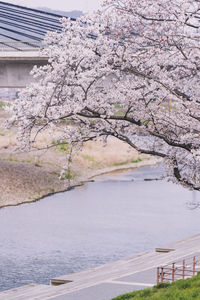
0,234 -> 200,299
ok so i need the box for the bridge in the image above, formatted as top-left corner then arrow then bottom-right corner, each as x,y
0,50 -> 48,88
0,1 -> 71,88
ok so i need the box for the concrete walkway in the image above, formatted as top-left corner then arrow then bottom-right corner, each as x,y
0,234 -> 200,299
50,267 -> 157,300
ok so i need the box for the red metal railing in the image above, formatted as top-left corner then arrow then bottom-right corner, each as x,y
157,255 -> 200,284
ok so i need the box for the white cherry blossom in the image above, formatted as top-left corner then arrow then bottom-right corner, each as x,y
10,0 -> 200,189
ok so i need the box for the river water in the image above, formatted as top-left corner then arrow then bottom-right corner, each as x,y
0,164 -> 200,291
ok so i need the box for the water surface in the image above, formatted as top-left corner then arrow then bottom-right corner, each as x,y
0,164 -> 200,291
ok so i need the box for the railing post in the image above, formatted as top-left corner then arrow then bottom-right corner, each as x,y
193,256 -> 196,276
157,267 -> 160,285
161,267 -> 164,282
182,260 -> 185,279
172,263 -> 175,282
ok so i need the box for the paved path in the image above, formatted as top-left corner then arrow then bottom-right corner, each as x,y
50,268 -> 157,300
0,234 -> 200,299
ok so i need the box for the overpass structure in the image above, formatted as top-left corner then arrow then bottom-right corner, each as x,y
0,50 -> 48,88
0,1 -> 71,88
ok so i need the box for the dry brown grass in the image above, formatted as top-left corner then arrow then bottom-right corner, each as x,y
0,100 -> 158,207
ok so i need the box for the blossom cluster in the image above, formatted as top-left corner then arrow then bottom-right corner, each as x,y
10,0 -> 200,189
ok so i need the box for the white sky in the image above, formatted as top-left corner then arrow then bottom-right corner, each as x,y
4,0 -> 102,12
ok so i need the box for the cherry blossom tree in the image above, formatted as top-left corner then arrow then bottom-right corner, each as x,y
10,0 -> 200,189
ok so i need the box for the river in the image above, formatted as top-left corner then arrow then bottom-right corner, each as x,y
0,164 -> 200,291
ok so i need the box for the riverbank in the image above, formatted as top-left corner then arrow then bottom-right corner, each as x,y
0,100 -> 162,208
0,148 -> 161,208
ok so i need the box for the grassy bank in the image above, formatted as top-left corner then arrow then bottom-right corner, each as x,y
0,99 -> 162,207
112,274 -> 200,300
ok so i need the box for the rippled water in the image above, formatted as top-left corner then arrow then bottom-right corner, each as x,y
0,164 -> 200,291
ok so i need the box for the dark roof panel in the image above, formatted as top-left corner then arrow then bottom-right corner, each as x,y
0,1 -> 72,50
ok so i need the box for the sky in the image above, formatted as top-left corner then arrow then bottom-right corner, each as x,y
4,0 -> 102,12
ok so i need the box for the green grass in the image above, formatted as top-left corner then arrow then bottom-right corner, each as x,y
114,103 -> 121,109
112,273 -> 200,300
60,171 -> 76,181
113,103 -> 126,116
0,101 -> 5,109
0,101 -> 11,110
52,140 -> 70,153
81,154 -> 96,163
113,158 -> 142,167
7,157 -> 18,162
131,158 -> 142,164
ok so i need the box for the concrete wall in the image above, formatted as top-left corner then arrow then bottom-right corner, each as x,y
0,55 -> 48,88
